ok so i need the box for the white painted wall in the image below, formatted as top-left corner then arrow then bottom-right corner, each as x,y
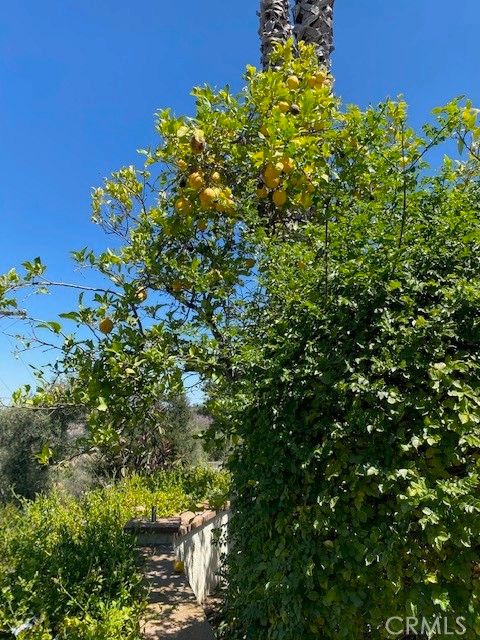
174,510 -> 229,604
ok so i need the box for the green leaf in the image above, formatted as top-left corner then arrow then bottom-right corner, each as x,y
97,397 -> 108,412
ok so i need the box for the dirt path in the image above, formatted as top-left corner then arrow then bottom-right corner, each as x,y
140,547 -> 214,640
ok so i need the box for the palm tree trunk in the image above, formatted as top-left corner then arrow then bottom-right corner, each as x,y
293,0 -> 335,67
259,0 -> 293,69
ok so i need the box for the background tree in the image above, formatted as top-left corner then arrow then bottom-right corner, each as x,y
95,393 -> 209,477
0,406 -> 83,500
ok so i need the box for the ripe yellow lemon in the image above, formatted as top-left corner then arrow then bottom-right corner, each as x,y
264,176 -> 280,190
99,317 -> 114,334
264,163 -> 281,181
256,186 -> 268,198
190,129 -> 205,154
199,187 -> 217,209
175,197 -> 192,214
278,101 -> 290,113
211,171 -> 222,183
188,171 -> 204,190
282,157 -> 295,173
273,190 -> 287,207
177,159 -> 188,171
174,560 -> 185,574
307,71 -> 327,89
287,75 -> 300,90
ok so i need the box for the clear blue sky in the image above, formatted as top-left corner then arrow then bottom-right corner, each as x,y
1,0 -> 480,400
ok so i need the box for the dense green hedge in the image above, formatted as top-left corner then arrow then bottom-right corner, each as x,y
221,108 -> 480,637
0,467 -> 229,639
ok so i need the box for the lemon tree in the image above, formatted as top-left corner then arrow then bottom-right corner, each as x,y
0,41 -> 338,452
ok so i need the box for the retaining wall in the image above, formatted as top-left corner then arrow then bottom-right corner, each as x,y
174,509 -> 230,604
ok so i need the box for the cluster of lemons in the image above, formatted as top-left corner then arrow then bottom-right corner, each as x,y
257,71 -> 328,209
257,157 -> 295,208
96,69 -> 329,332
174,129 -> 235,224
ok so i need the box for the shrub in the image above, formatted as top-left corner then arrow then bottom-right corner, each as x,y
0,467 -> 229,639
227,280 -> 480,636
